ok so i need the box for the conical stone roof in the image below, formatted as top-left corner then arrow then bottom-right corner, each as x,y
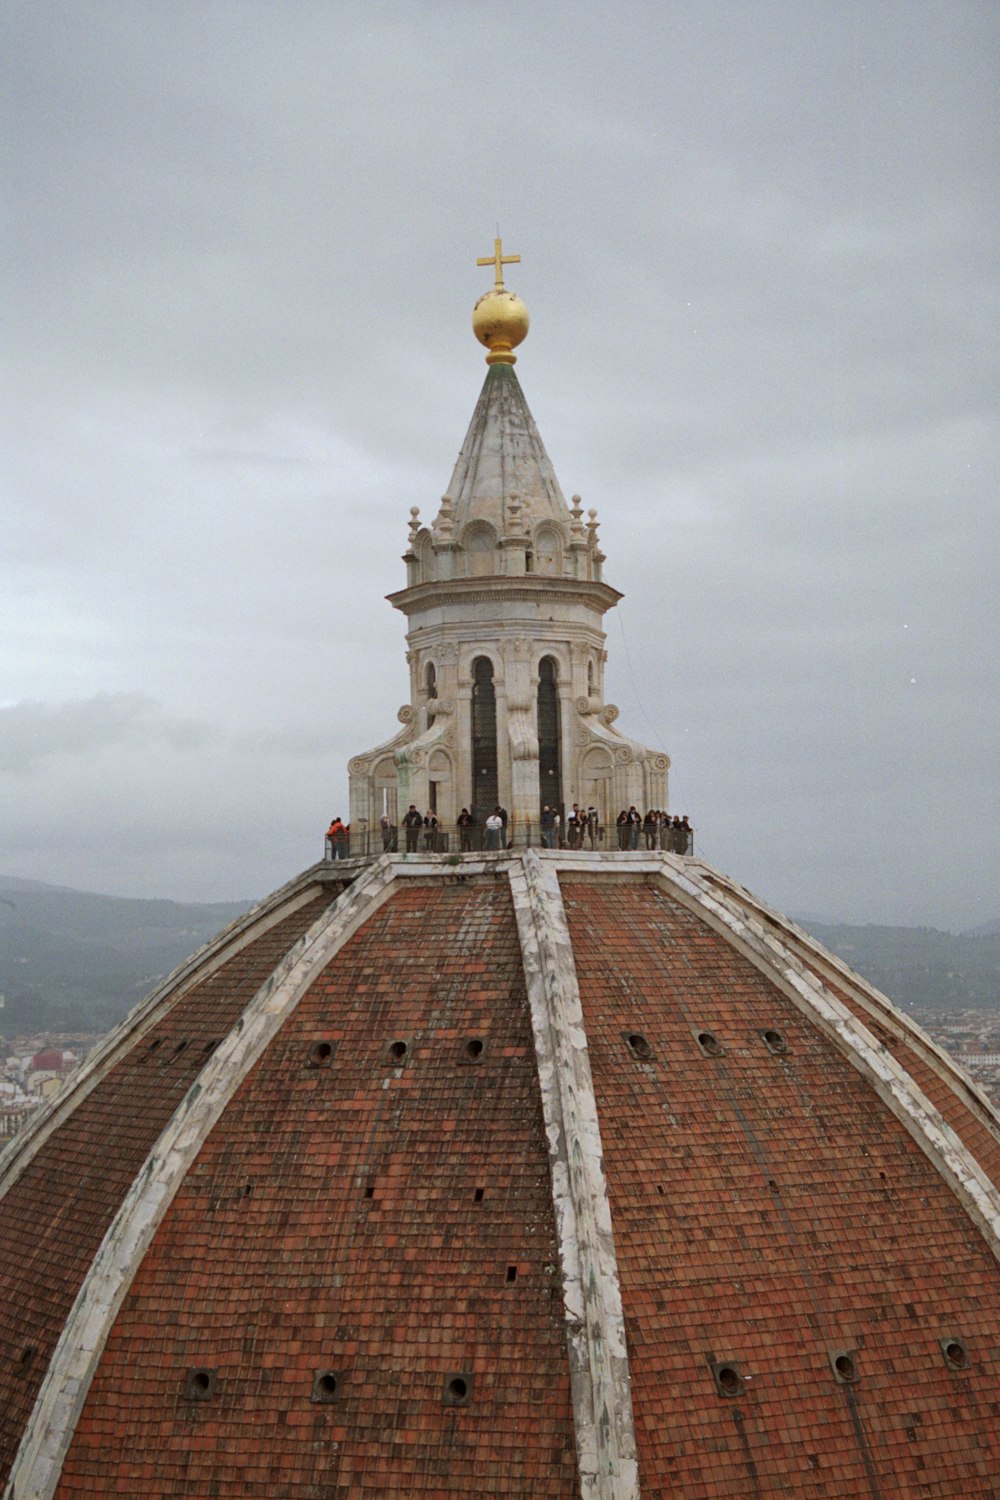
442,361 -> 570,535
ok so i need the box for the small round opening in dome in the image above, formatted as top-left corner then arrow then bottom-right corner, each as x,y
185,1367 -> 217,1401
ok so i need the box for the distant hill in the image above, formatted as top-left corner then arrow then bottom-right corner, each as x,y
0,875 -> 253,1035
0,875 -> 996,1039
797,920 -> 1000,1016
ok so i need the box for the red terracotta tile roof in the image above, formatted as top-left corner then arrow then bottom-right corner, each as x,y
56,881 -> 576,1499
562,876 -> 1000,1495
2,858 -> 999,1498
0,893 -> 333,1491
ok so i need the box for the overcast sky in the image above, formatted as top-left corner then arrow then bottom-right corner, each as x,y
3,1 -> 997,930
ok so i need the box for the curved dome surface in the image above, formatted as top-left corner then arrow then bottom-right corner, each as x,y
2,848 -> 999,1499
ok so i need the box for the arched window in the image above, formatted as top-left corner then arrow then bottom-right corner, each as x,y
587,659 -> 596,697
429,748 -> 451,820
534,525 -> 563,575
425,662 -> 437,729
471,657 -> 498,823
416,529 -> 434,582
537,656 -> 562,814
582,745 -> 613,828
463,522 -> 498,577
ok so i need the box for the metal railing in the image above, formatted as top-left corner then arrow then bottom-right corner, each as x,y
324,819 -> 694,861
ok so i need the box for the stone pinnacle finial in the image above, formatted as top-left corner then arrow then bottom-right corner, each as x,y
472,235 -> 529,366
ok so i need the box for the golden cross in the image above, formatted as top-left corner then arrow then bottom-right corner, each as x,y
476,236 -> 520,289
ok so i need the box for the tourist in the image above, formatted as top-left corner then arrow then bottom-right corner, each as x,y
380,811 -> 396,852
457,807 -> 475,852
326,816 -> 347,860
325,816 -> 340,860
402,804 -> 423,853
586,807 -> 599,849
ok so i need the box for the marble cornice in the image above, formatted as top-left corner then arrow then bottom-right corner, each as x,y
387,575 -> 623,617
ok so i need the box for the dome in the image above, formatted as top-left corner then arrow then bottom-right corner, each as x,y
2,848 -> 1000,1498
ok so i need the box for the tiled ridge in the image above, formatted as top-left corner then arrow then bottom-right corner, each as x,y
510,851 -> 637,1500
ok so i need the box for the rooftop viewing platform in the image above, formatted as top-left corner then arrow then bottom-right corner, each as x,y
325,812 -> 694,862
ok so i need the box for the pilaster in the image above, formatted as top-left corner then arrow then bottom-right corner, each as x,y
508,851 -> 639,1500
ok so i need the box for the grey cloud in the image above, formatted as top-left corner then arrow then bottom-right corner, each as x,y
1,1 -> 996,930
0,694 -> 213,774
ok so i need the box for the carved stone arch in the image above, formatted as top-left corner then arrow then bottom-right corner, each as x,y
582,745 -> 615,777
580,744 -> 615,827
371,757 -> 399,822
464,645 -> 503,686
534,645 -> 570,685
427,746 -> 452,818
533,522 -> 564,576
415,528 -> 434,582
461,520 -> 499,577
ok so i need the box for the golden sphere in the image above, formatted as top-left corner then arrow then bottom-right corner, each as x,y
472,287 -> 529,365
